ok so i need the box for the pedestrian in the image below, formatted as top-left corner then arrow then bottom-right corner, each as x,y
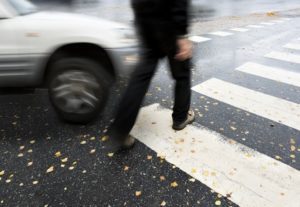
107,0 -> 194,149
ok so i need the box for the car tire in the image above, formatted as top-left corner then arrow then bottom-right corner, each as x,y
48,57 -> 112,124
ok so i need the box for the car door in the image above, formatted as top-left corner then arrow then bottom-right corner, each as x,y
0,1 -> 42,87
0,5 -> 20,86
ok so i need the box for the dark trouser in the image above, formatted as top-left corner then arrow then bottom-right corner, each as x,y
108,28 -> 191,142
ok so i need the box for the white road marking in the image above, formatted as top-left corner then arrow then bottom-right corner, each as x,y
189,36 -> 211,43
260,22 -> 275,25
209,31 -> 233,37
131,104 -> 300,207
192,78 -> 300,131
236,62 -> 300,87
230,28 -> 249,32
271,20 -> 285,23
247,25 -> 264,28
265,51 -> 300,64
284,43 -> 300,50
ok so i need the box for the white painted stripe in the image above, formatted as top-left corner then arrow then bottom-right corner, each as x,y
230,28 -> 249,32
281,18 -> 291,21
284,43 -> 300,50
271,20 -> 285,23
236,62 -> 300,87
265,51 -> 300,64
189,36 -> 211,43
192,78 -> 300,131
261,22 -> 275,25
131,104 -> 300,207
209,31 -> 233,37
247,25 -> 264,28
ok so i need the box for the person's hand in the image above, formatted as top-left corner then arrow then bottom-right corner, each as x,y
175,38 -> 193,61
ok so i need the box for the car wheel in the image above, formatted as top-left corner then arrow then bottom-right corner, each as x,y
48,57 -> 112,123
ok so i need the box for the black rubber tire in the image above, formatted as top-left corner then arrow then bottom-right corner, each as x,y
48,57 -> 112,124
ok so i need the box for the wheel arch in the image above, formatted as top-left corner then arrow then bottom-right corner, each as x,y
43,43 -> 116,85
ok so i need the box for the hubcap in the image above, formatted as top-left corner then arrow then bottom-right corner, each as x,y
51,70 -> 101,114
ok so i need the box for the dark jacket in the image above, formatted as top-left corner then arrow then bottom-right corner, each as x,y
131,0 -> 190,37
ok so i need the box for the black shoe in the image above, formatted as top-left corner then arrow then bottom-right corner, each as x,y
172,110 -> 195,130
121,135 -> 136,149
105,131 -> 136,152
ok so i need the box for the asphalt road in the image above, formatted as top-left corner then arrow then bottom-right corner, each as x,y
1,1 -> 300,207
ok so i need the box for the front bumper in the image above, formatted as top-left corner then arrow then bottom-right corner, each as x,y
106,47 -> 139,77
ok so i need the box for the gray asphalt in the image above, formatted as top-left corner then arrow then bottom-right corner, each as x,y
0,1 -> 300,206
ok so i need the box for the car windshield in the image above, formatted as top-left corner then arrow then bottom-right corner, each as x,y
7,0 -> 37,15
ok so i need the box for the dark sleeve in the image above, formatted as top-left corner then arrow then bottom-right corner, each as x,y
171,0 -> 190,36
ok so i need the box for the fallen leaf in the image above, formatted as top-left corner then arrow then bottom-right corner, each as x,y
32,180 -> 39,185
69,166 -> 75,170
19,146 -> 25,150
27,162 -> 33,167
30,140 -> 35,144
290,138 -> 296,144
226,192 -> 232,198
228,139 -> 237,145
0,170 -> 4,176
160,201 -> 166,206
90,149 -> 96,154
107,153 -> 114,157
46,166 -> 54,173
61,158 -> 68,163
55,151 -> 62,157
275,155 -> 282,160
202,170 -> 209,176
17,153 -> 24,157
290,154 -> 296,159
291,145 -> 296,152
189,178 -> 196,182
170,181 -> 178,187
267,12 -> 276,16
124,166 -> 129,171
90,136 -> 96,141
215,200 -> 221,206
230,126 -> 237,131
147,155 -> 153,160
135,191 -> 142,197
160,176 -> 166,181
101,136 -> 109,142
6,179 -> 11,183
80,140 -> 87,145
191,168 -> 197,174
27,149 -> 33,153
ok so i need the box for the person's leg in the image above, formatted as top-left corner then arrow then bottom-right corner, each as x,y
108,50 -> 159,143
168,55 -> 192,124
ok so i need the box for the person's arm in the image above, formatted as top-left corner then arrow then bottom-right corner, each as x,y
172,0 -> 192,61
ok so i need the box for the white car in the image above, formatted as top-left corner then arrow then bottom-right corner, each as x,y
0,0 -> 138,123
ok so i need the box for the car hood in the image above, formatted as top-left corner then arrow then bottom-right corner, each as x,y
22,11 -> 137,48
26,11 -> 130,30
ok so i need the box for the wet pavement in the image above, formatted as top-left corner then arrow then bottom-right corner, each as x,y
1,1 -> 300,207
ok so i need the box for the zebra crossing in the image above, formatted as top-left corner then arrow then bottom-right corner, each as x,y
189,18 -> 291,44
132,30 -> 300,206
